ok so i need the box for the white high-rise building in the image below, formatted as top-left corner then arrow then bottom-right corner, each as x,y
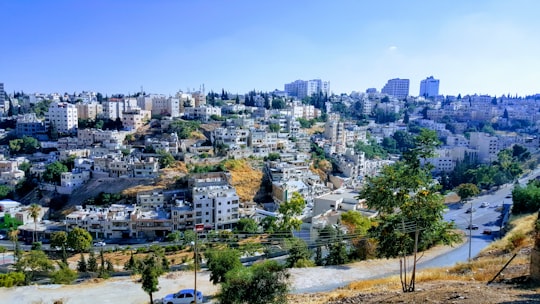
0,83 -> 5,106
419,76 -> 440,98
381,78 -> 409,99
284,79 -> 330,99
46,102 -> 78,135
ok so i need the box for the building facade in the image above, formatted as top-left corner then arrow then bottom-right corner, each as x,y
284,79 -> 330,100
381,78 -> 410,99
419,76 -> 440,98
45,102 -> 78,135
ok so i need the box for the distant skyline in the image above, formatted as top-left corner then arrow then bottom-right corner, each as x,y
1,0 -> 539,97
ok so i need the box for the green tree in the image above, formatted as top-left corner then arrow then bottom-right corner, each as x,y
285,237 -> 312,268
50,231 -> 68,263
17,250 -> 54,284
271,98 -> 286,109
266,152 -> 280,161
141,255 -> 161,304
268,123 -> 280,133
454,183 -> 480,203
0,185 -> 12,199
340,210 -> 371,235
359,129 -> 458,258
87,251 -> 98,272
43,161 -> 68,185
50,262 -> 77,284
28,204 -> 41,243
206,248 -> 242,284
234,218 -> 259,234
8,229 -> 21,263
67,227 -> 93,253
277,192 -> 306,235
157,150 -> 175,168
77,253 -> 87,272
183,230 -> 196,245
325,236 -> 349,266
50,231 -> 68,250
217,260 -> 290,304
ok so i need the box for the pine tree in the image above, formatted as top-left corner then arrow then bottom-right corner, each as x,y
77,253 -> 87,272
87,251 -> 98,272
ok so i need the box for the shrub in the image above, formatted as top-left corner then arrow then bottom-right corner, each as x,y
0,272 -> 25,287
507,232 -> 527,251
51,263 -> 78,284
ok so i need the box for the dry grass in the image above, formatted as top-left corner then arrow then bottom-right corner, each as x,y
224,159 -> 263,202
296,213 -> 539,304
480,213 -> 537,255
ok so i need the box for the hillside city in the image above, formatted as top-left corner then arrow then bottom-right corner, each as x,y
0,76 -> 539,302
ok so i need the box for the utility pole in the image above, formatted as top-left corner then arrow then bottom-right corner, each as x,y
468,200 -> 473,262
194,224 -> 204,304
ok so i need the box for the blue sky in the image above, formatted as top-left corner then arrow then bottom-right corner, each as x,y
1,0 -> 539,97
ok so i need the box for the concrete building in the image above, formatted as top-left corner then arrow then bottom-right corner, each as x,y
16,113 -> 47,139
0,83 -> 5,114
381,78 -> 409,99
45,102 -> 78,135
122,108 -> 151,131
183,106 -> 221,121
419,76 -> 440,98
469,132 -> 500,163
284,79 -> 330,100
76,101 -> 103,120
188,172 -> 240,230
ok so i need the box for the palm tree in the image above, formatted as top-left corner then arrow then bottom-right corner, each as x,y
8,229 -> 20,262
28,204 -> 41,243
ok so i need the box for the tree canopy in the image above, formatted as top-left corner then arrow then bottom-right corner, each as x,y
358,129 -> 458,258
67,227 -> 92,253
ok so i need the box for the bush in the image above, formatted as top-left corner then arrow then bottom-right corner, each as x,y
0,272 -> 25,287
507,232 -> 527,251
51,263 -> 78,284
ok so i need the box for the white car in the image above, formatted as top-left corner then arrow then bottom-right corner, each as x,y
161,289 -> 203,304
480,202 -> 490,208
93,241 -> 106,247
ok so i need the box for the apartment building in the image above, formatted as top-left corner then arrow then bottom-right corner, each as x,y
101,98 -> 137,120
122,108 -> 151,131
16,113 -> 47,139
188,172 -> 239,230
284,79 -> 330,100
76,102 -> 103,120
211,126 -> 249,149
45,102 -> 78,135
381,78 -> 409,99
469,132 -> 500,163
419,76 -> 440,98
183,106 -> 221,121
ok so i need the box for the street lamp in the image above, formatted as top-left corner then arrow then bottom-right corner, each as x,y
193,224 -> 204,304
468,200 -> 473,262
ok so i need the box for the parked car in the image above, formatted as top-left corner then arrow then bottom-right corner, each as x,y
480,202 -> 490,208
161,289 -> 203,304
93,241 -> 106,247
483,229 -> 492,235
465,207 -> 476,213
466,224 -> 479,230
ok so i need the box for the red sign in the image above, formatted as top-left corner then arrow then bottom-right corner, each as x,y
195,224 -> 204,232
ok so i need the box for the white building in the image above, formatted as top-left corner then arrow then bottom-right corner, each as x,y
45,102 -> 78,135
284,79 -> 330,100
381,78 -> 409,99
419,76 -> 440,98
184,106 -> 221,121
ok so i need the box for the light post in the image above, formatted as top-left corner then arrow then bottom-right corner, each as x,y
468,200 -> 473,262
194,224 -> 204,304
